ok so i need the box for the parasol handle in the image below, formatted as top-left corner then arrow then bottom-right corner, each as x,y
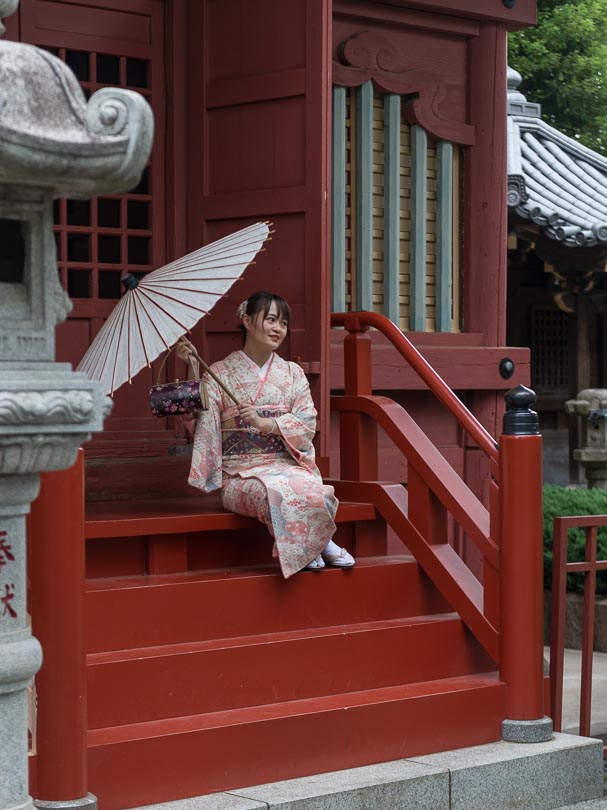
190,348 -> 240,406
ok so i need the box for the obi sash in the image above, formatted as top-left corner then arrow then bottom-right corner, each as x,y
222,409 -> 288,457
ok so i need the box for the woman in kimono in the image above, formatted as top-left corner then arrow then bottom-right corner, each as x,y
177,291 -> 355,578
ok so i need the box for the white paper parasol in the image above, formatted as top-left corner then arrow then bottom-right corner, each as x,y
77,221 -> 271,399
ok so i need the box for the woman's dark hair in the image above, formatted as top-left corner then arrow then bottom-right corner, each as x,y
239,291 -> 291,342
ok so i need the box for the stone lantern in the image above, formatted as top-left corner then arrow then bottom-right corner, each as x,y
565,389 -> 607,488
0,4 -> 153,810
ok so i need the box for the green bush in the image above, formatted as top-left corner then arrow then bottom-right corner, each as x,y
543,485 -> 607,595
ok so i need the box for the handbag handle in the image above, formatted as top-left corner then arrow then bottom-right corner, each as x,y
189,347 -> 240,406
155,344 -> 177,385
159,340 -> 240,406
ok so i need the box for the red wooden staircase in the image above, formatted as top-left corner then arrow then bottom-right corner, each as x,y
84,559 -> 503,809
28,312 -> 546,810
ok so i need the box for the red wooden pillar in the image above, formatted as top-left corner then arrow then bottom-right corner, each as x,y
340,319 -> 378,481
29,450 -> 95,808
499,386 -> 552,743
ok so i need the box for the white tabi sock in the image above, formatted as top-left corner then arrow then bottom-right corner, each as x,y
323,539 -> 341,555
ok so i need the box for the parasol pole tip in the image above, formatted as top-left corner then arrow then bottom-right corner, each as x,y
122,273 -> 139,291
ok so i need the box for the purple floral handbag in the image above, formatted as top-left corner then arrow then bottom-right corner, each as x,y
149,378 -> 209,417
149,349 -> 209,418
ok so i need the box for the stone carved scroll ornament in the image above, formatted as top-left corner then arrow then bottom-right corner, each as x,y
0,0 -> 18,36
85,86 -> 154,193
0,390 -> 95,425
0,35 -> 153,196
0,432 -> 89,474
334,31 -> 475,146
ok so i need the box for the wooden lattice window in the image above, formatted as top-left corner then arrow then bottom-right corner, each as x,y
46,48 -> 155,310
531,308 -> 569,389
332,83 -> 461,333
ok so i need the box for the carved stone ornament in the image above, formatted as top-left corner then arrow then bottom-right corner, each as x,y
0,24 -> 153,196
0,0 -> 18,36
102,395 -> 114,419
0,432 -> 88,474
53,270 -> 73,325
334,31 -> 475,145
0,390 -> 95,425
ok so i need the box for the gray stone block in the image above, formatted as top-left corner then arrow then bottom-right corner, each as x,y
134,795 -> 267,810
411,732 -> 603,810
229,760 -> 449,809
502,715 -> 553,742
34,797 -> 97,810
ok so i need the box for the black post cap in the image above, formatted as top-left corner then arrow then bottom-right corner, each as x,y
503,384 -> 539,436
121,273 -> 139,291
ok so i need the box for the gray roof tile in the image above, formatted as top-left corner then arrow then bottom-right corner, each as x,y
507,67 -> 607,248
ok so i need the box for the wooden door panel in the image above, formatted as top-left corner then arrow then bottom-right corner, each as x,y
188,0 -> 331,456
207,0 -> 307,78
208,98 -> 307,194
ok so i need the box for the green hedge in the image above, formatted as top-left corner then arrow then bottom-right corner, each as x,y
543,485 -> 607,595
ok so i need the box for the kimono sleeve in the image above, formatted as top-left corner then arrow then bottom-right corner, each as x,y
274,362 -> 317,472
188,371 -> 223,492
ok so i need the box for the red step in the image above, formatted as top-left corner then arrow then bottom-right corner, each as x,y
85,557 -> 452,653
84,495 -> 384,578
85,456 -> 194,501
87,673 -> 506,810
84,495 -> 376,539
87,613 -> 495,728
81,501 -> 503,810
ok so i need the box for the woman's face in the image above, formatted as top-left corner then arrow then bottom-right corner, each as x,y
244,301 -> 288,352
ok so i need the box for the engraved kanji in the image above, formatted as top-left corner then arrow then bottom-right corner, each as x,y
1,583 -> 16,618
0,531 -> 15,570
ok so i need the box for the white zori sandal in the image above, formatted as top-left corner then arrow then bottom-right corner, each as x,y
322,547 -> 356,568
305,555 -> 325,570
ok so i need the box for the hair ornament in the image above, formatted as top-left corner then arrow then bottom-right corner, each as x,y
236,299 -> 248,319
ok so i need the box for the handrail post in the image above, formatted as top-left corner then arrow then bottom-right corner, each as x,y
499,386 -> 552,743
29,449 -> 96,810
340,319 -> 378,481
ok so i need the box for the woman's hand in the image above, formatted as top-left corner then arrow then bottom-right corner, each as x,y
175,336 -> 197,363
238,403 -> 274,434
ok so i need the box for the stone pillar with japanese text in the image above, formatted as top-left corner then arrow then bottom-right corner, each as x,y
0,3 -> 153,810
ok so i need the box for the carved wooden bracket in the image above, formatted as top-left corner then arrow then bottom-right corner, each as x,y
333,31 -> 475,146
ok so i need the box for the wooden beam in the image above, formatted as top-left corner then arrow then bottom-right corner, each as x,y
332,86 -> 347,312
436,141 -> 453,332
410,124 -> 427,331
355,81 -> 374,311
384,93 -> 400,323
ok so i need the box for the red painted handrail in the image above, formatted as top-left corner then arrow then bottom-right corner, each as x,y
331,311 -> 499,466
332,394 -> 496,565
330,478 -> 499,659
332,309 -> 548,726
550,515 -> 607,744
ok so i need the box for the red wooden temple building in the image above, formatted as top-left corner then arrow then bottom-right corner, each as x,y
5,1 -> 557,808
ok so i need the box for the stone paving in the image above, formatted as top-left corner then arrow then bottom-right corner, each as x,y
551,647 -> 607,741
554,647 -> 607,806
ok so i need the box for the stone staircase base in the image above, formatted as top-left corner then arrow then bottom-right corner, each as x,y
133,733 -> 603,810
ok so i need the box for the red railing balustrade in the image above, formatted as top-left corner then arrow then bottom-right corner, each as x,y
331,310 -> 547,730
550,514 -> 607,746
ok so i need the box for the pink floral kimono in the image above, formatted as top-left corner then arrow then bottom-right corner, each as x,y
188,350 -> 338,577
